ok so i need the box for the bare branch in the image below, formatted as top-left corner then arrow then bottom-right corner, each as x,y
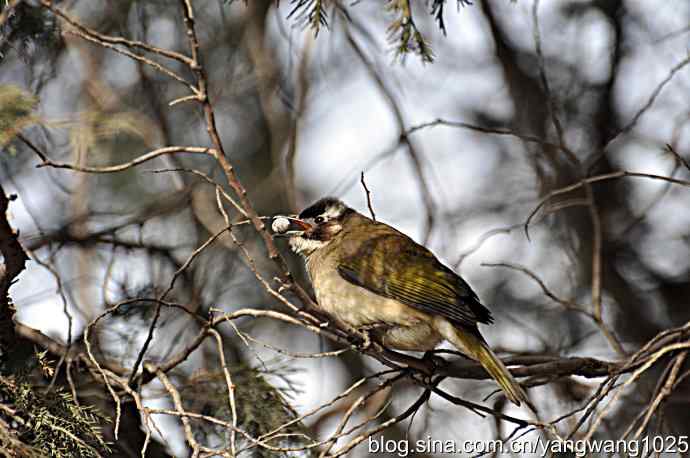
37,146 -> 213,173
525,170 -> 690,239
607,55 -> 690,147
360,171 -> 376,221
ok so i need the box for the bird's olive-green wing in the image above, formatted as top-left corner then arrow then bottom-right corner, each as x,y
337,232 -> 493,328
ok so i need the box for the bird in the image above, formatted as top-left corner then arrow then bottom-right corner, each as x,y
275,197 -> 533,410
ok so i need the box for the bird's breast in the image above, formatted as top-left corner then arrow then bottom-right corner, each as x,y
305,255 -> 442,351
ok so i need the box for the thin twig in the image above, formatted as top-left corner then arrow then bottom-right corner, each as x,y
525,170 -> 690,239
405,118 -> 563,151
482,261 -> 624,354
148,363 -> 201,457
209,328 -> 238,457
360,171 -> 376,221
128,226 -> 230,385
37,146 -> 212,173
346,22 -> 436,243
606,55 -> 690,148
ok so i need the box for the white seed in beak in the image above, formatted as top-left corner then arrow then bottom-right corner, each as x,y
272,216 -> 291,234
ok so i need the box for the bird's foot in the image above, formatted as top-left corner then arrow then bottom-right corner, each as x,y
381,348 -> 436,378
344,328 -> 365,350
273,277 -> 290,294
352,328 -> 373,351
348,324 -> 385,352
422,350 -> 448,373
344,328 -> 371,351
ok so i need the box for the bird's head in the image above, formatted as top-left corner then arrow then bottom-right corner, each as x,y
273,197 -> 352,257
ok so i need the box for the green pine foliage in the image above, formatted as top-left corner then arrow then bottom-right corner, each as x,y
288,0 -> 328,36
179,364 -> 315,457
0,85 -> 38,147
281,0 -> 482,62
387,0 -> 435,63
0,375 -> 110,458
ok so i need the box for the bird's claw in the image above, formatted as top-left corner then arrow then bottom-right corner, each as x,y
359,332 -> 372,351
274,277 -> 289,293
346,326 -> 376,352
422,350 -> 447,374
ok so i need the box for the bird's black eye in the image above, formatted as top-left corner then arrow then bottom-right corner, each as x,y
314,216 -> 325,224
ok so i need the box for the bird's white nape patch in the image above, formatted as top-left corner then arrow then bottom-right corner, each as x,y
323,201 -> 346,220
289,236 -> 329,256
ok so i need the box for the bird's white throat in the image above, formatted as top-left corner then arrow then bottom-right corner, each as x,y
289,236 -> 329,257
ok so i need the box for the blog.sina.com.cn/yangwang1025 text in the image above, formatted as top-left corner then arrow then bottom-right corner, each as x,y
368,435 -> 690,457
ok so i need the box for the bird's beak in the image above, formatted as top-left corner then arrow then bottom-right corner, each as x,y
288,216 -> 313,232
272,216 -> 313,237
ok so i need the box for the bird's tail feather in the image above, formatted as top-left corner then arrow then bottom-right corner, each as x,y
473,340 -> 536,412
442,325 -> 536,412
